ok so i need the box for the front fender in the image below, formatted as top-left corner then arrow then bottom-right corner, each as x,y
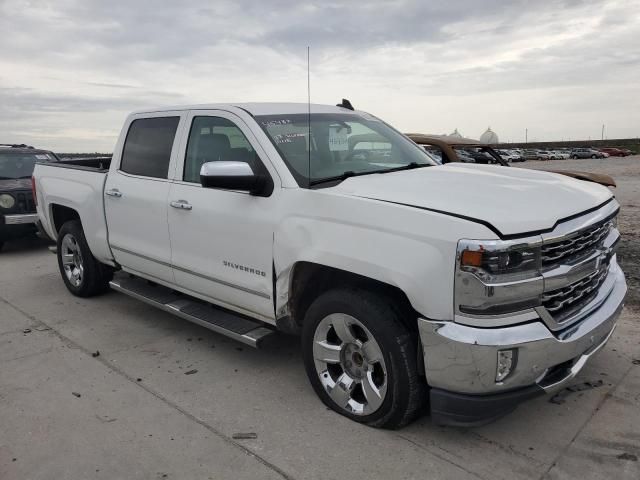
273,190 -> 496,321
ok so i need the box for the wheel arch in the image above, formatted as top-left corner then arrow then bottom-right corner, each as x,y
283,261 -> 418,334
50,204 -> 81,235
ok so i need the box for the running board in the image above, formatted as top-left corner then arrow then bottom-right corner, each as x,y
109,274 -> 276,348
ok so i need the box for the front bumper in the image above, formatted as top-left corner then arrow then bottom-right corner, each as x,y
0,213 -> 39,240
3,213 -> 39,225
419,263 -> 626,426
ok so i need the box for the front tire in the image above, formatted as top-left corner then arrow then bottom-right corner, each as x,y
302,288 -> 426,429
57,220 -> 112,297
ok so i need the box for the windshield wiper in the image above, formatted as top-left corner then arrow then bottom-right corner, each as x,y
309,171 -> 356,186
309,162 -> 430,187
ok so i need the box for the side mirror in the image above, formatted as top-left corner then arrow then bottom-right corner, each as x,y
199,161 -> 266,195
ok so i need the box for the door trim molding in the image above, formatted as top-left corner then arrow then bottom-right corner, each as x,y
110,244 -> 270,299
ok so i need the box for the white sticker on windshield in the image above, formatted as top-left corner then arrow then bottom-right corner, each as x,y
329,127 -> 348,151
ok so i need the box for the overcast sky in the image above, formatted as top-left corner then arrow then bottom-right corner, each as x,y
1,0 -> 639,152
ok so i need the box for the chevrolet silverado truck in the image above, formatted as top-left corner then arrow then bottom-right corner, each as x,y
0,144 -> 59,251
33,103 -> 627,428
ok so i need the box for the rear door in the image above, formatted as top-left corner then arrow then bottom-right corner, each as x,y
104,112 -> 185,283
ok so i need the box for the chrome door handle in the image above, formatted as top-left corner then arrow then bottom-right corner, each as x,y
105,189 -> 122,198
170,200 -> 193,211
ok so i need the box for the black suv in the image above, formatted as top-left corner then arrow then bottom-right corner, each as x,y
0,144 -> 59,251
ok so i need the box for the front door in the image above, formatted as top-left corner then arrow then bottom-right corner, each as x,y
167,110 -> 279,321
105,114 -> 183,283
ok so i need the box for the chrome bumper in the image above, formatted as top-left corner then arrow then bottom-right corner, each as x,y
419,263 -> 626,395
3,213 -> 38,225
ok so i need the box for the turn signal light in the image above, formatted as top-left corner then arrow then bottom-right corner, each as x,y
461,249 -> 483,267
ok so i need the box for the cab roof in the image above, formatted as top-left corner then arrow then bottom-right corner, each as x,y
130,102 -> 359,116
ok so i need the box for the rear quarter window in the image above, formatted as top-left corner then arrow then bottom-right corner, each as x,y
120,117 -> 180,178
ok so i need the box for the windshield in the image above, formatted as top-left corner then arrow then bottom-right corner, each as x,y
256,113 -> 437,186
0,152 -> 55,179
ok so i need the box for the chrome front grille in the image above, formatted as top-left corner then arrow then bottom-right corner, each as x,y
541,219 -> 613,267
539,207 -> 620,329
542,261 -> 610,323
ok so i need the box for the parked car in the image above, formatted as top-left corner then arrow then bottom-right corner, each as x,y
0,144 -> 59,251
461,148 -> 501,164
34,102 -> 626,428
549,150 -> 570,160
523,149 -> 550,161
571,148 -> 605,159
599,148 -> 626,157
496,149 -> 524,162
618,148 -> 634,156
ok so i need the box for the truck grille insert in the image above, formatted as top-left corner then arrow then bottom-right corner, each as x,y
541,219 -> 613,267
542,264 -> 610,323
15,191 -> 36,214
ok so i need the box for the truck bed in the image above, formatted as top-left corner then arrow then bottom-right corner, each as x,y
33,160 -> 114,265
47,156 -> 112,172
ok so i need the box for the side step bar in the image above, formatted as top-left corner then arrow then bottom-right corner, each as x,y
109,274 -> 276,348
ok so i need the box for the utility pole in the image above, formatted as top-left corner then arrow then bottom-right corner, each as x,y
525,128 -> 528,143
601,124 -> 605,141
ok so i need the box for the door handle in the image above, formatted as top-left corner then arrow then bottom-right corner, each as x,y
170,200 -> 193,211
105,189 -> 122,198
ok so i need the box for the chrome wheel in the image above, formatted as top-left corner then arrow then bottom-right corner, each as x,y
61,233 -> 84,287
313,313 -> 388,415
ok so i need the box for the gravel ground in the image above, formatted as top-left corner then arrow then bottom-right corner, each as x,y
516,155 -> 640,310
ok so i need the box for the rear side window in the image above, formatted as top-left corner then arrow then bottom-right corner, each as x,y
120,117 -> 180,178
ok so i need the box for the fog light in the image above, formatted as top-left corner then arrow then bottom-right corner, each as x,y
496,349 -> 517,382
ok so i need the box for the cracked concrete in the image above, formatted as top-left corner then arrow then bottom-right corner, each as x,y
0,239 -> 638,479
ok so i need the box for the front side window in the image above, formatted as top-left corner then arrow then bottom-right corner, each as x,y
183,116 -> 259,183
0,152 -> 56,179
120,117 -> 179,179
256,113 -> 437,187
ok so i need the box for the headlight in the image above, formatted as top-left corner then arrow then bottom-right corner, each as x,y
460,245 -> 540,279
455,238 -> 543,317
0,194 -> 16,209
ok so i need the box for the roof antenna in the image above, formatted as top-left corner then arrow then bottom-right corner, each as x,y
337,98 -> 354,110
307,46 -> 311,188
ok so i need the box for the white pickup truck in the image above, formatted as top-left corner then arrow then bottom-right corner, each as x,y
33,102 -> 626,428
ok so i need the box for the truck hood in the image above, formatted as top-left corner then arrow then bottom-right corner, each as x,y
331,164 -> 613,237
0,178 -> 32,192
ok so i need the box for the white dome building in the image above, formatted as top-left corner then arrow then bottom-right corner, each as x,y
480,127 -> 499,144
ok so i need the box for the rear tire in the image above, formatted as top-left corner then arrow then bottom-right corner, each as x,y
302,288 -> 426,429
57,220 -> 112,297
572,155 -> 579,159
591,154 -> 597,159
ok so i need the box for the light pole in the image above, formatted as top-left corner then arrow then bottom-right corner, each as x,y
601,124 -> 605,141
525,128 -> 528,143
